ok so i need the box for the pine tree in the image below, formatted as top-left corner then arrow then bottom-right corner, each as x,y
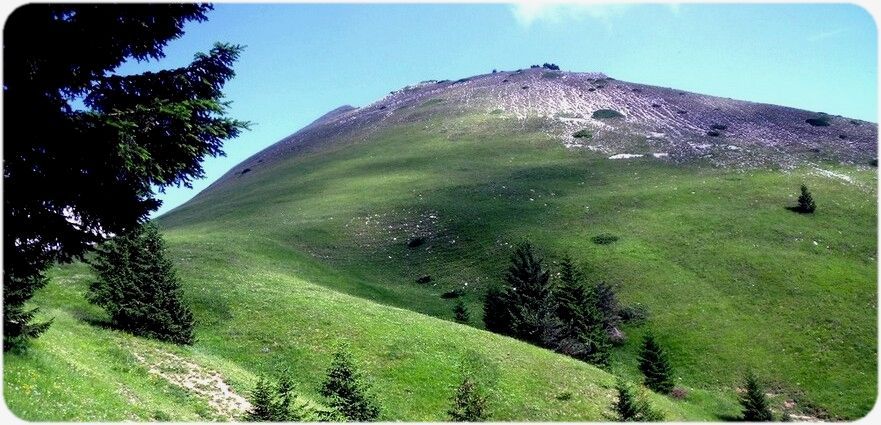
448,377 -> 489,421
482,285 -> 512,334
4,4 -> 247,348
320,348 -> 381,421
453,300 -> 471,324
552,257 -> 611,365
797,184 -> 816,213
273,373 -> 295,421
613,379 -> 663,422
87,222 -> 195,344
739,372 -> 773,421
637,333 -> 674,394
246,377 -> 275,421
502,243 -> 554,343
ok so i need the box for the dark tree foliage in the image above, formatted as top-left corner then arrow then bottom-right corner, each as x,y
320,348 -> 381,421
739,373 -> 773,422
796,184 -> 816,213
613,379 -> 663,422
552,257 -> 611,366
482,285 -> 512,334
448,377 -> 489,421
246,377 -> 276,421
3,4 -> 248,349
501,243 -> 554,344
88,223 -> 195,344
453,300 -> 471,324
637,333 -> 674,394
542,63 -> 560,70
590,281 -> 623,338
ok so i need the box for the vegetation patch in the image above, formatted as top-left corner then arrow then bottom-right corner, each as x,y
572,129 -> 593,139
805,116 -> 830,127
592,109 -> 624,119
591,233 -> 619,245
710,124 -> 728,131
406,236 -> 427,248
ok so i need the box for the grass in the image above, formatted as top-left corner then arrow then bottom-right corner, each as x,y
592,109 -> 625,119
5,111 -> 876,420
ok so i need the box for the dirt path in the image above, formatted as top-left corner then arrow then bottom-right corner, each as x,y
130,344 -> 251,420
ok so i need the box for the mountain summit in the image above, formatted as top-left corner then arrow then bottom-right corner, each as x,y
211,67 -> 875,192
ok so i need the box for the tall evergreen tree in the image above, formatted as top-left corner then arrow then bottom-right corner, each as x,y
553,256 -> 611,365
797,184 -> 816,213
637,333 -> 674,394
87,222 -> 195,344
448,377 -> 489,421
453,300 -> 471,324
482,285 -> 512,334
499,242 -> 554,343
613,379 -> 663,422
3,4 -> 247,349
320,348 -> 381,421
739,372 -> 773,422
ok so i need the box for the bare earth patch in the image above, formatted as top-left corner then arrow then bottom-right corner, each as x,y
130,345 -> 251,420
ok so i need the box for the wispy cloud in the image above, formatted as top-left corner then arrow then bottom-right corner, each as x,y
808,27 -> 848,42
510,3 -> 682,28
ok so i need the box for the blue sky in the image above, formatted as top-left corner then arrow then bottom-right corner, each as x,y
120,3 -> 877,217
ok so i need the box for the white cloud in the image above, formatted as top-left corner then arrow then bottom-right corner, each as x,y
510,2 -> 682,28
510,3 -> 633,27
808,28 -> 848,42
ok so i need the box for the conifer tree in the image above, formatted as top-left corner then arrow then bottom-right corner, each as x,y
797,184 -> 816,213
87,222 -> 194,344
320,348 -> 381,421
553,256 -> 611,365
502,242 -> 554,343
483,285 -> 512,334
448,377 -> 489,421
246,377 -> 275,421
453,300 -> 471,324
637,333 -> 674,394
739,372 -> 773,422
613,379 -> 663,421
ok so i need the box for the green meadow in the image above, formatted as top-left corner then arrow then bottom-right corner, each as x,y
5,114 -> 876,420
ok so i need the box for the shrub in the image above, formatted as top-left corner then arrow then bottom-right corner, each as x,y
448,377 -> 488,421
572,129 -> 593,139
407,236 -> 427,248
88,223 -> 194,345
620,304 -> 649,325
543,63 -> 560,70
796,184 -> 816,213
442,289 -> 464,299
805,115 -> 830,126
320,348 -> 381,421
592,109 -> 624,119
710,124 -> 728,130
246,377 -> 275,421
246,373 -> 322,421
871,159 -> 878,167
670,387 -> 689,400
739,373 -> 773,421
707,130 -> 722,137
416,275 -> 432,284
591,233 -> 618,244
613,379 -> 664,421
453,300 -> 471,324
637,333 -> 674,394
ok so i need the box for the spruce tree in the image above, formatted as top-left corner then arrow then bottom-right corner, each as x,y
4,4 -> 247,348
553,256 -> 611,365
613,379 -> 663,422
453,300 -> 471,324
320,348 -> 381,421
502,242 -> 554,344
246,377 -> 275,421
483,285 -> 512,334
797,184 -> 816,213
448,377 -> 488,421
739,372 -> 773,422
637,333 -> 674,394
88,222 -> 195,344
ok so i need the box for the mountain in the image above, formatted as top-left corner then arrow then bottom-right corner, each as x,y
7,68 -> 876,421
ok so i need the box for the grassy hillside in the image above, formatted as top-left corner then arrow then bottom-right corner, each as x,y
5,112 -> 875,420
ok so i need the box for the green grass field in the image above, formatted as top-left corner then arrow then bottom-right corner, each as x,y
5,113 -> 876,420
